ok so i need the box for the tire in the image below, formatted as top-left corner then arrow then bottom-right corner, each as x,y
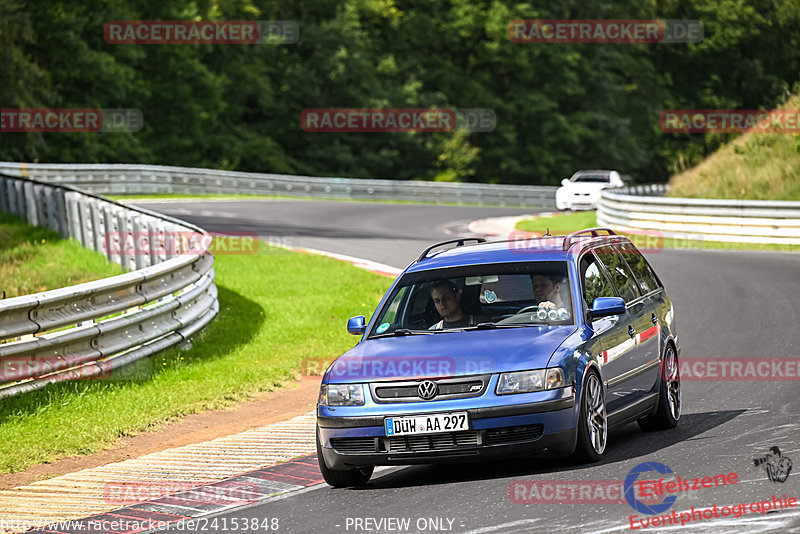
638,343 -> 681,431
316,428 -> 374,488
573,370 -> 607,463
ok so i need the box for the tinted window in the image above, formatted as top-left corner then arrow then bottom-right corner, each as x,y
369,261 -> 575,335
617,243 -> 660,294
595,247 -> 640,303
581,255 -> 615,307
573,174 -> 610,183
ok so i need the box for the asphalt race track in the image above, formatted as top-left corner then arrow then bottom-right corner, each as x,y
135,199 -> 800,534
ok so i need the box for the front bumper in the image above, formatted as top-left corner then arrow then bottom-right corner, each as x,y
318,395 -> 577,469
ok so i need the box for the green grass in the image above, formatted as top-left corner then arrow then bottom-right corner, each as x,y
515,212 -> 800,252
667,94 -> 800,201
0,244 -> 392,474
0,212 -> 123,297
516,211 -> 597,235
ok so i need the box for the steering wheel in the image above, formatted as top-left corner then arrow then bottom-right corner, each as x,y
517,305 -> 542,314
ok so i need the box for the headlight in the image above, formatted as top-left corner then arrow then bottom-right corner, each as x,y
318,384 -> 365,406
496,368 -> 564,395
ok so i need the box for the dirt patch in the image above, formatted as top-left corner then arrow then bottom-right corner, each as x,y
0,376 -> 321,490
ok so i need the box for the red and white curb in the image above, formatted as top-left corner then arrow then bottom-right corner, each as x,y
0,412 -> 319,534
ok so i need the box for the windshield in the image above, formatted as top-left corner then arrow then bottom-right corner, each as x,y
368,262 -> 574,337
572,173 -> 610,183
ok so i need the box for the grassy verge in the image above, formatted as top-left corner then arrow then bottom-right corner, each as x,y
516,212 -> 800,252
0,244 -> 392,474
0,212 -> 123,297
666,94 -> 800,201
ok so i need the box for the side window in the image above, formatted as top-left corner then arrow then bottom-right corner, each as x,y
581,255 -> 615,307
617,243 -> 660,294
381,286 -> 407,324
595,247 -> 641,303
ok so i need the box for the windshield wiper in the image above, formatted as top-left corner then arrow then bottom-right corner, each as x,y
459,322 -> 534,331
370,328 -> 434,338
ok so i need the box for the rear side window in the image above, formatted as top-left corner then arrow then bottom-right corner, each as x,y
594,247 -> 641,303
617,243 -> 660,294
581,255 -> 615,307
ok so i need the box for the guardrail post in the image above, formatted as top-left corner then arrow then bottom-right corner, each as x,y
148,219 -> 162,266
102,205 -> 118,264
34,184 -> 47,227
66,192 -> 82,242
13,180 -> 25,218
23,182 -> 38,226
78,197 -> 92,248
44,187 -> 56,230
89,199 -> 103,253
132,214 -> 146,269
116,210 -> 131,270
0,177 -> 9,214
53,188 -> 69,238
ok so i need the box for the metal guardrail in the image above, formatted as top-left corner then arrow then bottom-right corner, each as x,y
0,173 -> 219,399
0,162 -> 558,208
598,186 -> 800,245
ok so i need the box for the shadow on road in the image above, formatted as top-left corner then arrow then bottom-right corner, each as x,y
357,409 -> 745,489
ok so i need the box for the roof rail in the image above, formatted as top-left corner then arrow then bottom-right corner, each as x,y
416,238 -> 486,262
562,227 -> 618,251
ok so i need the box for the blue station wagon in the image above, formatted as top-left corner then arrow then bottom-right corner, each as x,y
316,228 -> 681,487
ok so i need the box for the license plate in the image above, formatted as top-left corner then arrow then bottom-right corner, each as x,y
384,412 -> 469,436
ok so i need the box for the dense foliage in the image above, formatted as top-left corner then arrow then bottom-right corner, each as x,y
2,0 -> 799,185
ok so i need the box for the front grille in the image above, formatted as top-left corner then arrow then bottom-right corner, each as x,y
330,425 -> 544,456
484,425 -> 544,445
387,431 -> 479,452
331,437 -> 377,454
371,375 -> 490,403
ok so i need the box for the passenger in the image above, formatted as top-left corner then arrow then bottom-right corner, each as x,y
532,274 -> 565,310
428,280 -> 474,330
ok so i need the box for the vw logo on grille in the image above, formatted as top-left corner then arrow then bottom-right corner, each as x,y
418,380 -> 438,400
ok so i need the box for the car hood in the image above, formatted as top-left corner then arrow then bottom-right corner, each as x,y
323,326 -> 577,383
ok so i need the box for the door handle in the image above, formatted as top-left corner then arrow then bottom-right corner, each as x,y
651,313 -> 658,325
628,325 -> 636,337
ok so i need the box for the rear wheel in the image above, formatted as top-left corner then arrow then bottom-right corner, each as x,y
638,344 -> 681,431
573,370 -> 607,462
316,428 -> 374,488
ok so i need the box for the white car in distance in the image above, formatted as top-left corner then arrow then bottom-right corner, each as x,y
555,170 -> 624,211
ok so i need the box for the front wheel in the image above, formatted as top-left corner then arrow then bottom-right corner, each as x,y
638,344 -> 681,431
573,370 -> 607,463
316,428 -> 374,488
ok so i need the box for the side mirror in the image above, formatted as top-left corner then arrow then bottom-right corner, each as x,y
561,178 -> 570,187
347,315 -> 366,335
589,297 -> 626,319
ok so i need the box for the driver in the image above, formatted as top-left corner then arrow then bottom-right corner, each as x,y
428,280 -> 474,330
532,274 -> 565,310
